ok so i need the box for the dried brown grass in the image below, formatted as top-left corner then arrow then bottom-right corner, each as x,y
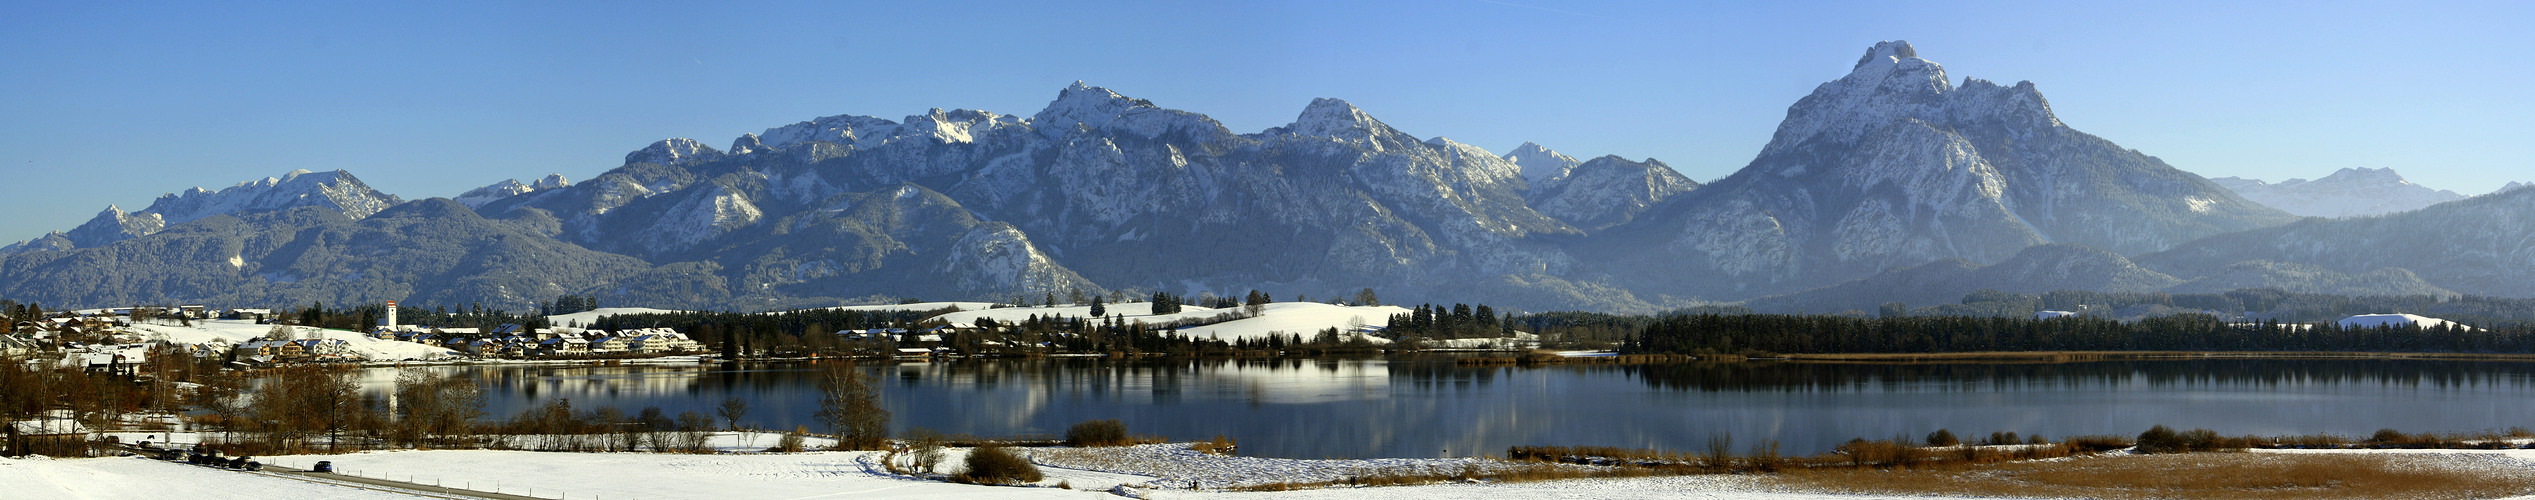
1771,452 -> 2535,500
1231,463 -> 1655,491
1188,435 -> 1237,456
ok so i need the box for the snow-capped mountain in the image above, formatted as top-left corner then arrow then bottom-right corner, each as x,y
12,43 -> 2516,313
454,174 -> 570,209
1,169 -> 401,255
2210,167 -> 2464,218
1584,40 -> 2294,300
1527,155 -> 1698,230
473,81 -> 1617,309
1504,142 -> 1582,184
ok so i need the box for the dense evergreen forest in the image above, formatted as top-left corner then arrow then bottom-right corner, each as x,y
1620,314 -> 2535,356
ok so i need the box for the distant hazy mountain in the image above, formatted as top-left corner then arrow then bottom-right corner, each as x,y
1748,244 -> 2455,315
2210,167 -> 2464,218
1584,40 -> 2294,300
2136,185 -> 2535,298
0,199 -> 719,310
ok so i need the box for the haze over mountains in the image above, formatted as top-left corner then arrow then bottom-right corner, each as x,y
2210,167 -> 2466,218
4,41 -> 2526,314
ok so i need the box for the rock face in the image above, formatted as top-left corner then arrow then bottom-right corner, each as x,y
1586,40 -> 2294,300
2210,167 -> 2467,218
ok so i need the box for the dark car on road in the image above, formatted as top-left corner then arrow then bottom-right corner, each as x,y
313,460 -> 333,473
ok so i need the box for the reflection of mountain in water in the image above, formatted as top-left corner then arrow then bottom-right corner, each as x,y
1616,359 -> 2535,393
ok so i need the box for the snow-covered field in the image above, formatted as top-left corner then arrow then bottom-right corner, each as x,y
20,445 -> 2535,500
1171,303 -> 1409,343
0,455 -> 419,500
129,320 -> 459,361
933,302 -> 1229,328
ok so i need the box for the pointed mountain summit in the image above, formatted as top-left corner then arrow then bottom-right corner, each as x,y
1270,98 -> 1419,152
1504,142 -> 1582,183
2213,167 -> 2465,218
1595,40 -> 2294,299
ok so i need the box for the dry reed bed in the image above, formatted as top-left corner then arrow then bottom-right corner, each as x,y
1769,452 -> 2535,500
1027,443 -> 1623,490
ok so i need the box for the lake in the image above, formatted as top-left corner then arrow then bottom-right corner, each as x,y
354,357 -> 2535,459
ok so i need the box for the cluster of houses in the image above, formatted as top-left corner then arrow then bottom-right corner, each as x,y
371,324 -> 702,358
228,338 -> 356,363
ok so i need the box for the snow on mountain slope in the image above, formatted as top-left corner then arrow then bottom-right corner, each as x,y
1504,142 -> 1582,184
2338,313 -> 2475,330
146,169 -> 401,224
455,174 -> 570,209
1592,40 -> 2293,301
1528,155 -> 1698,230
546,307 -> 692,326
5,169 -> 402,253
2212,167 -> 2465,218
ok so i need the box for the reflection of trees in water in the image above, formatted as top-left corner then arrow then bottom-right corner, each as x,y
1613,360 -> 2535,393
1386,360 -> 1502,391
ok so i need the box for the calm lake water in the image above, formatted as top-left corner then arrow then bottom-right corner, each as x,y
356,358 -> 2535,459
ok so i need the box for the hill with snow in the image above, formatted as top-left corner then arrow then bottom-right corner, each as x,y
2337,313 -> 2475,331
129,320 -> 461,361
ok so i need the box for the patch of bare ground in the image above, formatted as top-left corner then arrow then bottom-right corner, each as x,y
1769,452 -> 2535,500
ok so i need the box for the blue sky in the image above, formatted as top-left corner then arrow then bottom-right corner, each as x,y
4,1 -> 2528,241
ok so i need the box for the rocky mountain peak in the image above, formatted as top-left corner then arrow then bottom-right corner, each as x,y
1853,40 -> 1920,70
626,138 -> 724,166
1504,142 -> 1583,183
1276,98 -> 1412,150
1028,82 -> 1223,141
728,133 -> 767,155
533,174 -> 571,191
1030,82 -> 1155,136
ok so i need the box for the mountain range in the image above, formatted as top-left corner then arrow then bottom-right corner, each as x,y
2210,167 -> 2465,218
4,41 -> 2525,314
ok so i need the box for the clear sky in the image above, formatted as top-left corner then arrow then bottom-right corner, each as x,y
4,1 -> 2528,242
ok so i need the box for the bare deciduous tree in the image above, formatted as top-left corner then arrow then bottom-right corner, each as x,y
815,363 -> 889,450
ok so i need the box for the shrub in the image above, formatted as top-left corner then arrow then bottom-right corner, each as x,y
2061,435 -> 2133,453
954,444 -> 1043,485
2137,425 -> 2246,453
1926,429 -> 1960,447
2137,425 -> 2184,453
1190,434 -> 1237,456
1065,418 -> 1130,447
2369,428 -> 2409,445
776,425 -> 807,453
906,427 -> 948,474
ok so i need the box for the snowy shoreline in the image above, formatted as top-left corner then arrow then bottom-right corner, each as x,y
15,440 -> 2535,500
